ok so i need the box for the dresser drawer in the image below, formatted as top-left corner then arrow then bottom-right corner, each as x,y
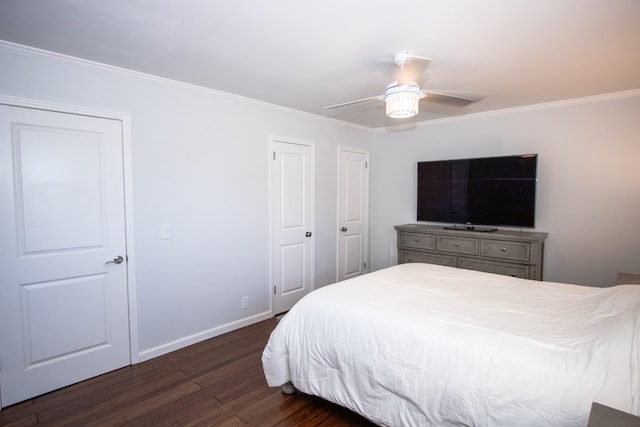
437,236 -> 478,255
459,258 -> 530,279
399,232 -> 436,250
481,240 -> 530,262
395,224 -> 546,281
401,250 -> 456,267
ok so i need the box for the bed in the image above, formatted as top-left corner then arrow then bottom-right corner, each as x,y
261,263 -> 640,426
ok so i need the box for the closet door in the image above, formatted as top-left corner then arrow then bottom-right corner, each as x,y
337,147 -> 369,281
270,137 -> 314,315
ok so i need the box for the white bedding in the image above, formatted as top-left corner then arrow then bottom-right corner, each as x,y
262,263 -> 640,427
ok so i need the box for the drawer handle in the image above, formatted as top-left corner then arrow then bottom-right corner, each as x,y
454,243 -> 459,247
407,258 -> 413,262
511,273 -> 517,277
501,247 -> 507,252
414,239 -> 420,242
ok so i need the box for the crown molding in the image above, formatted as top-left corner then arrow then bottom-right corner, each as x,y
0,40 -> 372,133
387,88 -> 640,131
3,40 -> 635,134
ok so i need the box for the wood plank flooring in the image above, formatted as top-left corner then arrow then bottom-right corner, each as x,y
0,318 -> 376,426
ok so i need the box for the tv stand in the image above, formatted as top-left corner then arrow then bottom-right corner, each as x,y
395,224 -> 547,280
443,223 -> 497,232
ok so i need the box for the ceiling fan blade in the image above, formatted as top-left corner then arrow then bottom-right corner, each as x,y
324,95 -> 383,110
404,53 -> 432,68
421,90 -> 479,107
397,54 -> 431,85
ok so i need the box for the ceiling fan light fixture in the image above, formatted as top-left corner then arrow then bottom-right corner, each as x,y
385,85 -> 421,118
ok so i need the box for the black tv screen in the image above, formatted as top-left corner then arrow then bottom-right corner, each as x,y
417,154 -> 538,228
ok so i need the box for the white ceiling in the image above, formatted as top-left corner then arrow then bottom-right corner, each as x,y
1,0 -> 639,129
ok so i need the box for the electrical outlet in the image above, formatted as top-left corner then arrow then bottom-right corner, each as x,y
241,296 -> 249,309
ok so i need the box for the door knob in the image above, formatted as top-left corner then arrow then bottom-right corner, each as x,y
305,232 -> 312,237
106,255 -> 124,264
340,227 -> 348,232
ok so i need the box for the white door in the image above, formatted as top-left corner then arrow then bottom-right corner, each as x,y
0,106 -> 130,407
337,148 -> 369,281
271,138 -> 314,315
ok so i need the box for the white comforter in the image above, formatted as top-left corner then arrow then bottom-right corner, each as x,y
262,263 -> 640,427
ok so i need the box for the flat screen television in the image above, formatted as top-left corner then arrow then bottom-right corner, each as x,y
417,154 -> 538,231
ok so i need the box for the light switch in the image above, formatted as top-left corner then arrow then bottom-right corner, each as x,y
160,224 -> 171,239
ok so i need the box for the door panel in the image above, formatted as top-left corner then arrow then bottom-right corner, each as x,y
22,275 -> 110,365
16,126 -> 104,252
0,106 -> 130,407
281,243 -> 305,293
271,139 -> 314,314
280,152 -> 305,228
344,234 -> 362,276
338,148 -> 369,281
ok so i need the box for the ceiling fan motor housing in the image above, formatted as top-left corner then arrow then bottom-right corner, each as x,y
385,82 -> 423,118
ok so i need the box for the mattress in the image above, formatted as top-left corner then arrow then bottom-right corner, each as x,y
262,263 -> 640,426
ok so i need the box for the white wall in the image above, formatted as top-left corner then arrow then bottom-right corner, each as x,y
370,93 -> 640,287
0,43 -> 372,358
3,41 -> 638,362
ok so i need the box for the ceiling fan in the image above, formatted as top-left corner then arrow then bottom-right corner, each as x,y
324,52 -> 479,119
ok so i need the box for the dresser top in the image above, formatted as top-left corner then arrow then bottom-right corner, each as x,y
395,224 -> 548,243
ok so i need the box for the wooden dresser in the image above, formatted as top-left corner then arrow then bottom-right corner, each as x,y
395,224 -> 548,280
586,402 -> 640,427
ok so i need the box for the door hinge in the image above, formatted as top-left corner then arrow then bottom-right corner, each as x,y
273,152 -> 276,160
273,286 -> 276,295
364,262 -> 367,269
365,161 -> 368,168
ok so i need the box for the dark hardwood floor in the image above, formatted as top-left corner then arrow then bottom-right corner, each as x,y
0,318 -> 376,426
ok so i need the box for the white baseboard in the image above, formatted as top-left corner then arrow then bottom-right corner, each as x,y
137,311 -> 273,362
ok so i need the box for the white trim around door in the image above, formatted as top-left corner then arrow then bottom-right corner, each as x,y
0,95 -> 139,364
336,146 -> 370,282
268,135 -> 315,315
